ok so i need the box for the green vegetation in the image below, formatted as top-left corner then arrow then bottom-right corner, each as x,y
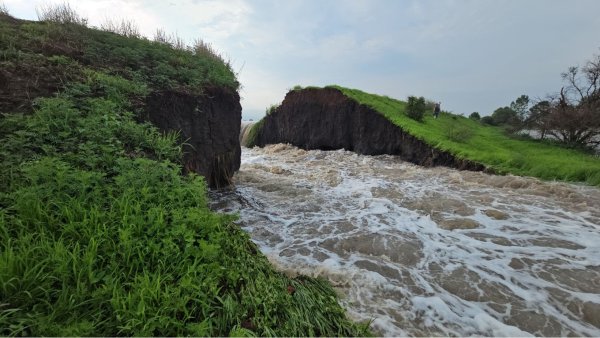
0,10 -> 368,337
0,6 -> 238,107
329,85 -> 600,186
406,96 -> 427,122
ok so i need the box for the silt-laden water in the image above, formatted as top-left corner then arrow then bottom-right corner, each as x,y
210,144 -> 600,336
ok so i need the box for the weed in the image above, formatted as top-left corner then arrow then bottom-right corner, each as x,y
100,18 -> 141,39
36,2 -> 88,26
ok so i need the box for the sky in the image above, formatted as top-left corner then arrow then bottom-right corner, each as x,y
4,0 -> 600,120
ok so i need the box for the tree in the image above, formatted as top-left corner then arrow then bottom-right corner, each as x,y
491,106 -> 519,126
469,112 -> 481,120
510,95 -> 530,121
526,100 -> 551,139
532,51 -> 600,148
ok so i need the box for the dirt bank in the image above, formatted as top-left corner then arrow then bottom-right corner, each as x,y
250,87 -> 486,171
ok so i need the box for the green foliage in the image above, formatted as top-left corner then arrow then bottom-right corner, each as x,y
469,112 -> 481,120
323,85 -> 600,186
491,106 -> 519,126
406,95 -> 426,121
0,63 -> 367,337
266,103 -> 279,115
0,12 -> 239,97
480,115 -> 495,125
245,118 -> 265,148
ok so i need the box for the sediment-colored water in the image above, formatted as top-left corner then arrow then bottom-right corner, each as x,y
210,144 -> 600,336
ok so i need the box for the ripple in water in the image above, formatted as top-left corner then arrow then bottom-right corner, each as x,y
210,144 -> 600,336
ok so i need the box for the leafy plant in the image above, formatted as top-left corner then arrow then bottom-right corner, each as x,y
406,95 -> 426,122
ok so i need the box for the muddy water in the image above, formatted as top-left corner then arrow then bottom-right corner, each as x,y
210,144 -> 600,336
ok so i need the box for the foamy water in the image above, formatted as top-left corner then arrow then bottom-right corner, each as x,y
210,144 -> 600,336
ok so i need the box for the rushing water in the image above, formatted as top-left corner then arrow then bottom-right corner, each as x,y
210,144 -> 600,336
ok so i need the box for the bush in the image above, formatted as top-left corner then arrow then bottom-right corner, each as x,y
36,3 -> 88,26
406,95 -> 426,122
469,112 -> 481,120
481,116 -> 496,125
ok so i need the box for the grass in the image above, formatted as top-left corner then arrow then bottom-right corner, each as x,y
0,8 -> 238,109
331,85 -> 600,186
253,85 -> 600,186
0,11 -> 369,337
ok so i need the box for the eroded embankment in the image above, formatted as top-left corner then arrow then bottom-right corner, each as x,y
144,87 -> 241,188
248,88 -> 486,171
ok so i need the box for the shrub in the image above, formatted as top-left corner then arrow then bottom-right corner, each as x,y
266,103 -> 279,115
406,95 -> 426,122
100,19 -> 141,39
469,112 -> 481,120
36,3 -> 88,26
480,116 -> 496,125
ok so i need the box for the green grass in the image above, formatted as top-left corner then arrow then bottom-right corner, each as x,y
331,85 -> 600,186
0,13 -> 369,336
262,85 -> 600,186
0,14 -> 238,100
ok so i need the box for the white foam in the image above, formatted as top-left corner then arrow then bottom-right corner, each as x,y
211,145 -> 600,336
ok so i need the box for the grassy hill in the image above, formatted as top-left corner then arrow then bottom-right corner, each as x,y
330,86 -> 600,186
252,85 -> 600,186
0,8 -> 367,336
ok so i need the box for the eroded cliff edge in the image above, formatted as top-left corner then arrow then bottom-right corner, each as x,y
145,87 -> 241,188
250,87 -> 486,171
0,15 -> 241,188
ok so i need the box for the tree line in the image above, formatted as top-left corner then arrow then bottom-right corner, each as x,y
470,50 -> 600,150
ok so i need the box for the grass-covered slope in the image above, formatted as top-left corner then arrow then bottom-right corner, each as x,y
328,86 -> 600,186
0,13 -> 368,337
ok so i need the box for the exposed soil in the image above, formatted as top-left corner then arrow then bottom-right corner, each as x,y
144,87 -> 241,188
252,87 -> 486,171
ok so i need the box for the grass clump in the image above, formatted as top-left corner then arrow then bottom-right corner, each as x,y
324,85 -> 600,186
36,2 -> 88,26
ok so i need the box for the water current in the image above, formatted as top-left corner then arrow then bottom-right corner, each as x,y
210,144 -> 600,336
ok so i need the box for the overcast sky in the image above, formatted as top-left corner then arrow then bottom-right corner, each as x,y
4,0 -> 600,120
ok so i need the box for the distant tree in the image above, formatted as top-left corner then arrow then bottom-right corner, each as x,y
531,51 -> 600,148
406,96 -> 426,122
510,95 -> 530,121
491,106 -> 519,126
480,116 -> 495,125
526,100 -> 552,139
469,112 -> 481,120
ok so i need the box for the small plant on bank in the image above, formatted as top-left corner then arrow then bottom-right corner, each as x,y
36,2 -> 88,26
266,103 -> 280,115
406,95 -> 426,122
100,18 -> 141,38
0,2 -> 9,16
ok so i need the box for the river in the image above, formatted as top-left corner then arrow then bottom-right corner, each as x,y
210,144 -> 600,336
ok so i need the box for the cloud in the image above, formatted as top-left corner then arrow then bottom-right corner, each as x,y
4,0 -> 600,117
